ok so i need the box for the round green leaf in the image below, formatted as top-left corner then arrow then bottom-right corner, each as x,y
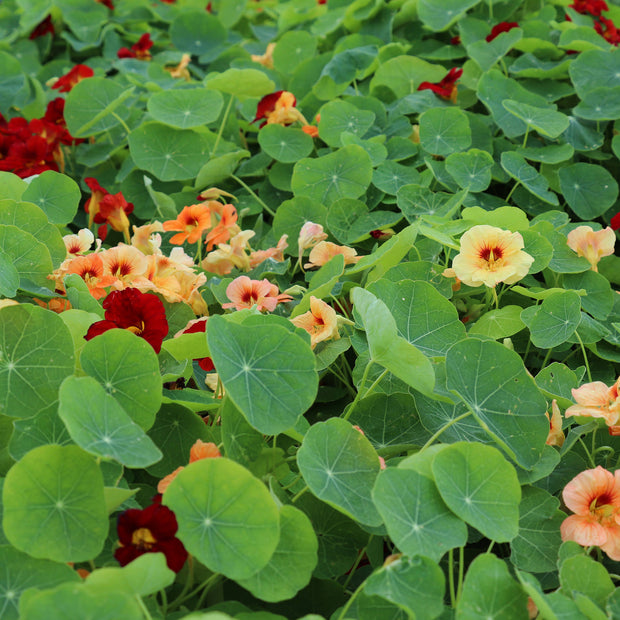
373,468 -> 468,562
272,31 -> 317,74
21,171 -> 80,225
80,329 -> 161,431
469,305 -> 526,340
258,124 -> 314,163
237,505 -> 318,602
327,199 -> 402,245
2,445 -> 108,562
0,224 -> 53,287
370,56 -> 445,99
205,68 -> 275,99
0,251 -> 18,297
558,163 -> 619,219
146,403 -> 214,477
9,407 -> 73,461
317,100 -> 375,147
291,145 -> 373,206
569,48 -> 620,98
272,196 -> 327,257
64,78 -> 133,137
523,290 -> 582,348
58,376 -> 162,468
445,338 -> 548,469
372,160 -> 421,195
220,397 -> 264,467
297,418 -> 383,527
0,304 -> 74,419
129,122 -> 213,182
564,270 -> 614,320
0,172 -> 26,201
419,107 -> 472,156
170,10 -> 226,56
432,442 -> 521,542
574,87 -> 620,120
207,315 -> 318,435
163,457 -> 280,580
445,149 -> 494,192
560,554 -> 614,609
0,545 -> 80,620
502,100 -> 570,138
147,88 -> 225,129
457,554 -> 529,619
501,151 -> 559,205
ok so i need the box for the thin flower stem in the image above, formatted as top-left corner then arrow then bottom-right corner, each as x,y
578,436 -> 596,469
341,536 -> 373,592
291,485 -> 309,503
213,94 -> 234,156
448,548 -> 456,608
112,112 -> 131,136
158,586 -> 168,617
135,594 -> 153,620
540,347 -> 554,370
505,180 -> 521,204
487,540 -> 495,554
167,555 -> 194,610
280,472 -> 303,489
574,331 -> 592,383
420,411 -> 474,452
457,546 -> 465,604
231,174 -> 276,217
195,573 -> 223,609
336,581 -> 366,620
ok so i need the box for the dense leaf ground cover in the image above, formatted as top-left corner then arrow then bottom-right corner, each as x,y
1,0 -> 620,618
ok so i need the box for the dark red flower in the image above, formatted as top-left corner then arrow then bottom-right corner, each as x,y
450,35 -> 461,45
96,0 -> 115,8
486,22 -> 519,42
206,2 -> 212,11
115,499 -> 187,572
611,212 -> 620,231
118,33 -> 153,60
417,68 -> 463,103
179,317 -> 214,371
569,0 -> 608,16
29,15 -> 54,39
253,90 -> 287,124
85,288 -> 169,353
95,191 -> 134,242
595,17 -> 620,45
52,65 -> 94,93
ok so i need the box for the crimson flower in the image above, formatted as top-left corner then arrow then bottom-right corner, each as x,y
118,33 -> 153,60
85,288 -> 169,353
252,90 -> 307,128
569,0 -> 608,16
486,22 -> 519,42
177,317 -> 214,371
115,497 -> 187,573
417,68 -> 463,103
29,15 -> 54,39
95,191 -> 134,242
611,212 -> 620,230
52,65 -> 94,93
595,17 -> 620,45
96,0 -> 115,8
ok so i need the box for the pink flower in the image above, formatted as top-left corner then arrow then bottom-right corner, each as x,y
566,226 -> 615,272
565,378 -> 620,426
222,276 -> 292,312
561,466 -> 620,560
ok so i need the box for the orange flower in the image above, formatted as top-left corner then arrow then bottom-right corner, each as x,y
565,378 -> 620,427
158,440 -> 221,493
251,42 -> 276,69
204,202 -> 240,251
63,228 -> 94,256
561,466 -> 620,560
249,234 -> 288,268
163,203 -> 212,245
304,241 -> 361,269
66,253 -> 115,299
545,399 -> 565,447
450,225 -> 534,288
252,90 -> 308,128
566,226 -> 615,272
301,124 -> 319,138
166,53 -> 191,80
34,297 -> 71,313
222,275 -> 292,312
290,296 -> 340,348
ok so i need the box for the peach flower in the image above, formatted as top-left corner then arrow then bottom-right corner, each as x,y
298,222 -> 328,256
65,253 -> 115,299
251,42 -> 275,69
565,378 -> 620,427
545,399 -> 565,447
305,241 -> 361,269
566,226 -> 615,272
165,53 -> 191,80
201,230 -> 255,275
131,221 -> 164,255
63,228 -> 94,256
222,276 -> 292,312
101,245 -> 149,290
249,234 -> 288,268
561,466 -> 620,560
290,296 -> 340,348
451,225 -> 534,288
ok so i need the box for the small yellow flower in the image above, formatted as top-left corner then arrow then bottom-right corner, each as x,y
251,43 -> 276,69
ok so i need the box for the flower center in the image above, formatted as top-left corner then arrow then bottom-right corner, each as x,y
127,321 -> 146,336
479,244 -> 504,265
131,527 -> 156,550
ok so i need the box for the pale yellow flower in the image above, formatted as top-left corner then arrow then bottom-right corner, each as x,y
451,225 -> 534,288
566,226 -> 615,272
290,296 -> 340,348
305,241 -> 360,269
251,43 -> 276,69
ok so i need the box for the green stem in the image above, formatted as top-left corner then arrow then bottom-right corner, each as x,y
159,586 -> 168,617
420,411 -> 474,451
505,180 -> 521,204
231,174 -> 276,217
522,125 -> 530,148
540,347 -> 554,371
457,546 -> 465,605
578,436 -> 596,468
341,536 -> 373,592
111,112 -> 131,136
213,94 -> 234,156
135,594 -> 153,620
195,574 -> 223,610
291,485 -> 309,502
336,581 -> 366,620
166,555 -> 194,610
487,540 -> 495,554
574,331 -> 592,383
448,548 -> 456,608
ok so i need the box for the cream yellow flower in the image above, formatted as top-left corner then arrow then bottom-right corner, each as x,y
566,226 -> 615,272
451,225 -> 534,288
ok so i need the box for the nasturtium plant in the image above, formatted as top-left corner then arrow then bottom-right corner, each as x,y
0,0 -> 619,616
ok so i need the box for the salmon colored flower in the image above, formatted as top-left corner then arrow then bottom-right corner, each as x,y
486,22 -> 519,42
197,187 -> 236,202
201,230 -> 255,275
561,466 -> 620,560
204,202 -> 240,251
418,68 -> 462,104
251,43 -> 276,69
63,228 -> 95,256
34,297 -> 71,313
301,124 -> 319,138
546,400 -> 565,447
115,497 -> 187,572
157,439 -> 221,494
118,33 -> 153,60
101,245 -> 149,290
165,54 -> 191,80
131,221 -> 164,255
173,269 -> 208,315
565,378 -> 620,426
222,276 -> 292,312
249,234 -> 288,268
85,288 -> 169,353
450,225 -> 534,288
66,253 -> 115,299
566,226 -> 615,272
305,241 -> 361,269
298,222 -> 328,256
252,90 -> 309,128
163,203 -> 212,245
290,296 -> 340,348
51,64 -> 94,93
